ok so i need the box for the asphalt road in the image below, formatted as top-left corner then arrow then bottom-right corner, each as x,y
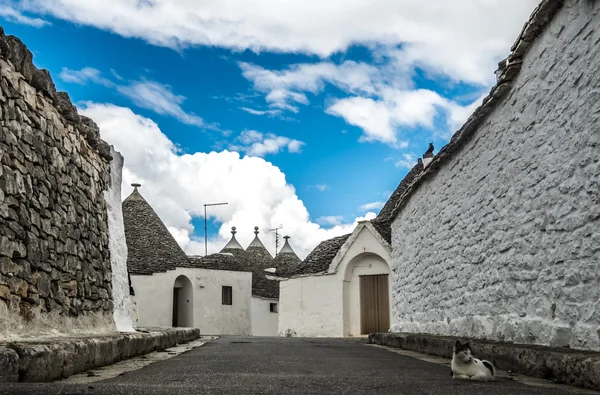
0,336 -> 592,395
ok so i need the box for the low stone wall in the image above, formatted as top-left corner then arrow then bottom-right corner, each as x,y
0,327 -> 200,382
369,332 -> 600,391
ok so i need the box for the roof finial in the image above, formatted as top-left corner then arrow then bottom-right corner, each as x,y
254,226 -> 259,236
231,226 -> 237,235
131,183 -> 141,190
284,235 -> 290,241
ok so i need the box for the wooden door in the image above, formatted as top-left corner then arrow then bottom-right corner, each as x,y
360,274 -> 390,334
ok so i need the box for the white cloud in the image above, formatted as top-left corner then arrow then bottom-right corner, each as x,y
18,0 -> 538,85
395,153 -> 417,169
327,88 -> 483,146
229,129 -> 305,157
308,184 -> 329,192
360,201 -> 384,211
239,60 -> 401,113
60,67 -> 209,129
81,103 -> 369,259
316,216 -> 344,226
240,59 -> 482,146
0,5 -> 50,27
116,79 -> 206,128
59,67 -> 113,87
239,107 -> 281,117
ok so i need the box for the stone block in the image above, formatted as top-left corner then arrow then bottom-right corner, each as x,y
0,347 -> 19,382
0,284 -> 10,300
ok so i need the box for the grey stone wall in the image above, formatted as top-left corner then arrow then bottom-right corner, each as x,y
0,27 -> 116,337
390,0 -> 600,351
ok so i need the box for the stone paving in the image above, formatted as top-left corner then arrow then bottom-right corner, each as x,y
1,336 -> 596,395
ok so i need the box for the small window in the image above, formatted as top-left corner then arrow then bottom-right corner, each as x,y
270,303 -> 278,313
222,286 -> 232,305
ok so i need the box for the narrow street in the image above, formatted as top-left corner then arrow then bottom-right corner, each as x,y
1,337 -> 592,395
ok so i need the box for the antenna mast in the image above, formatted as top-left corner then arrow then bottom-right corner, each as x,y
269,225 -> 283,256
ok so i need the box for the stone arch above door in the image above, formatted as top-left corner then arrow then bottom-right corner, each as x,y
342,252 -> 391,337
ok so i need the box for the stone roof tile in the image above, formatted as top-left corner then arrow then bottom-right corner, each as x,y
122,185 -> 190,275
290,234 -> 351,276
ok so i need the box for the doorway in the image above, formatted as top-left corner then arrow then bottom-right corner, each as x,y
172,275 -> 193,327
359,274 -> 390,334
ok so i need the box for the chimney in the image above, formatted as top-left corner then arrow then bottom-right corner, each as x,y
422,143 -> 434,169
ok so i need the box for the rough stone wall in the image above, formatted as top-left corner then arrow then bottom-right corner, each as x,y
390,0 -> 600,351
0,27 -> 116,337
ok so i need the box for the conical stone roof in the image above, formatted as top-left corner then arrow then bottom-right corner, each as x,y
273,236 -> 301,276
245,226 -> 273,269
122,184 -> 189,275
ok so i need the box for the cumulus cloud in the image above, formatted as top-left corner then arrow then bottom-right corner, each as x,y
17,0 -> 537,84
60,67 -> 210,129
229,129 -> 305,157
0,5 -> 50,27
81,103 -> 371,259
327,88 -> 484,146
240,59 -> 483,146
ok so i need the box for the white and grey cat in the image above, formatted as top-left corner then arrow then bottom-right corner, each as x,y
450,340 -> 496,382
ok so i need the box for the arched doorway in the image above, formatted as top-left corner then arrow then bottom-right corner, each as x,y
343,253 -> 391,336
172,275 -> 193,327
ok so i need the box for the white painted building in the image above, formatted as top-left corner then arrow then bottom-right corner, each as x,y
274,160 -> 422,338
387,0 -> 600,351
122,185 -> 297,336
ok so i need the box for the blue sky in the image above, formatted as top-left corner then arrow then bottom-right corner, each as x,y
0,0 -> 539,258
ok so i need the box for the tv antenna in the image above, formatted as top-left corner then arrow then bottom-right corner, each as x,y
269,225 -> 283,256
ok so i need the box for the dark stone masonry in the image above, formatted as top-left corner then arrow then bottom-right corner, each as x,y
0,26 -> 115,336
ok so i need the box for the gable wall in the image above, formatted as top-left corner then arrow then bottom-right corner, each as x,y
278,225 -> 391,337
390,0 -> 600,351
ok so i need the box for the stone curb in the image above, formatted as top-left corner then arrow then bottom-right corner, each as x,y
0,327 -> 200,382
368,332 -> 600,392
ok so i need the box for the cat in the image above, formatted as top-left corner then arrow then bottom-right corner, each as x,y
450,340 -> 496,382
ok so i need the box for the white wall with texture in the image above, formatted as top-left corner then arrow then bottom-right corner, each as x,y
390,0 -> 600,351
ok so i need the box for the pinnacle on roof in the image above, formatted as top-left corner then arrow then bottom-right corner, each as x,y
247,226 -> 267,249
122,183 -> 190,274
221,226 -> 243,250
278,235 -> 296,255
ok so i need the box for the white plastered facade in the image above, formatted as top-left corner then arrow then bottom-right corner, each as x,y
131,267 -> 253,335
251,296 -> 279,336
277,221 -> 392,337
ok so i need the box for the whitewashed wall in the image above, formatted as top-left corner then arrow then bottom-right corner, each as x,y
251,296 -> 278,336
390,0 -> 600,351
131,267 -> 252,335
104,147 -> 136,332
278,274 -> 342,337
278,224 -> 391,337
